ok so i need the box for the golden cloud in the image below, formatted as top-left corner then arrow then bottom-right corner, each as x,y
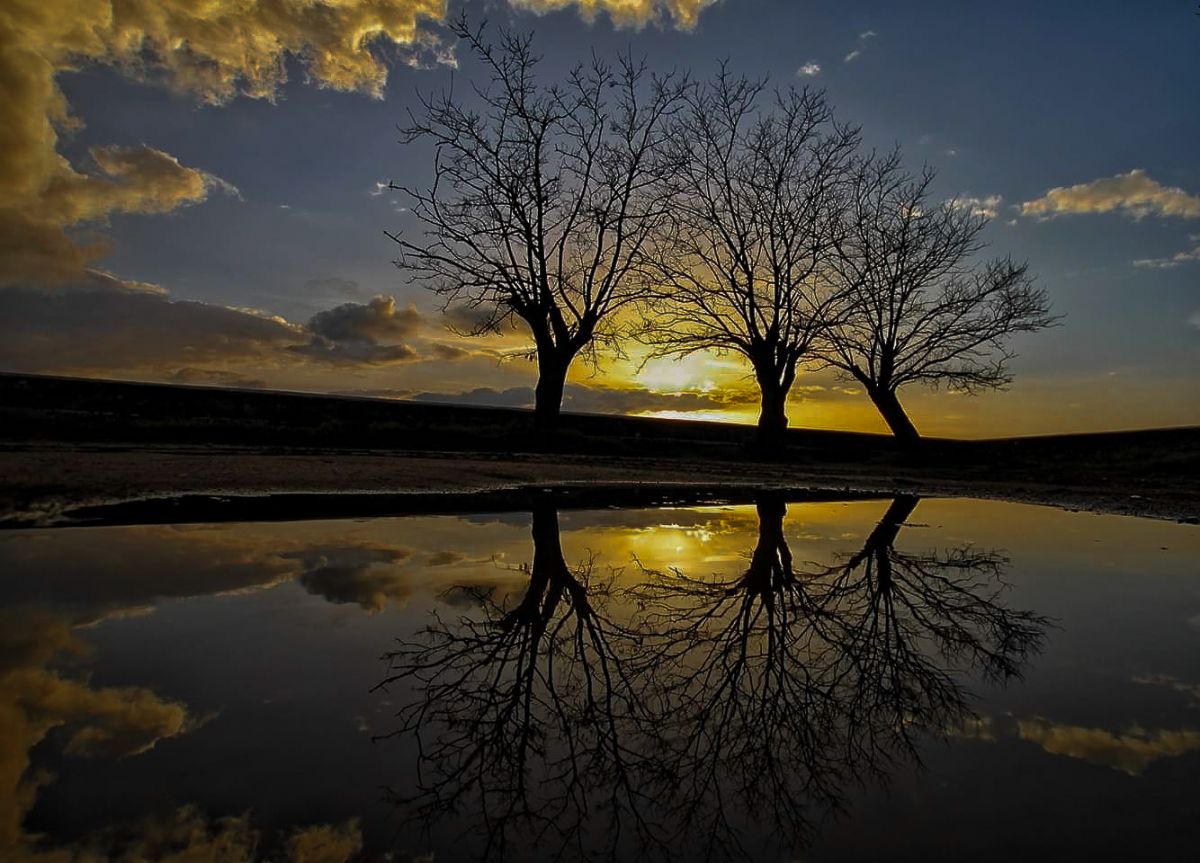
1021,170 -> 1200,220
0,0 -> 447,284
1018,717 -> 1200,775
509,0 -> 720,29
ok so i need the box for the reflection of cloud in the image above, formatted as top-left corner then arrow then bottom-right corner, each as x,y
1018,717 -> 1200,775
287,544 -> 416,612
947,715 -> 996,742
427,550 -> 466,567
7,801 -> 362,862
1021,170 -> 1200,220
0,610 -> 194,853
1133,673 -> 1200,707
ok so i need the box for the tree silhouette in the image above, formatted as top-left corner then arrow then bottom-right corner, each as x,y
374,501 -> 656,860
629,494 -> 1047,859
821,153 -> 1057,441
377,497 -> 1048,861
638,71 -> 859,447
388,18 -> 687,430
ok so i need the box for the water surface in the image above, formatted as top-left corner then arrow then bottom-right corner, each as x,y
2,497 -> 1198,861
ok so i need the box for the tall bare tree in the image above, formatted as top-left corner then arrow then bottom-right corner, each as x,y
638,71 -> 859,446
388,18 -> 687,430
822,153 -> 1057,441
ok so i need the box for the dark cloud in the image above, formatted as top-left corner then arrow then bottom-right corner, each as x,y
308,295 -> 420,343
0,274 -> 303,374
411,386 -> 537,408
166,368 -> 267,388
294,295 -> 424,366
0,279 -> 464,375
429,342 -> 472,361
410,382 -> 760,414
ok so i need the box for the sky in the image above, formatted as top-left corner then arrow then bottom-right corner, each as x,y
1,0 -> 1197,437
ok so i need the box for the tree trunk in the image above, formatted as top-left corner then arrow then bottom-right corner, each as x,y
866,385 -> 920,443
754,369 -> 789,448
534,354 -> 569,432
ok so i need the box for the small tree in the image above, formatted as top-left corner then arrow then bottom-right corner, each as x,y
388,19 -> 687,430
639,71 -> 859,446
823,153 -> 1057,441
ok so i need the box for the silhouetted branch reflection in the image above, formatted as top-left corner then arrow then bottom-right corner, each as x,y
375,501 -> 654,859
378,497 -> 1049,861
631,494 -> 1048,859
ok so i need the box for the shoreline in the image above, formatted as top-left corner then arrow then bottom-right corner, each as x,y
4,444 -> 1197,528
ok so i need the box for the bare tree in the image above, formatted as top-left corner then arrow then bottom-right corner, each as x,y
821,153 -> 1057,441
638,71 -> 859,446
388,18 -> 687,430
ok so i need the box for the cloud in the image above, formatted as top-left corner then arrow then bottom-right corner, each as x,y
0,273 -> 305,374
0,143 -> 234,285
429,342 -> 472,361
843,28 -> 876,63
0,0 -> 447,284
0,277 -> 466,374
508,0 -> 721,30
1190,311 -> 1200,331
294,295 -> 424,366
1018,717 -> 1200,775
410,381 -> 760,414
308,295 -> 421,343
954,194 -> 1003,219
796,61 -> 821,77
167,367 -> 267,388
1021,170 -> 1200,220
1133,236 -> 1200,269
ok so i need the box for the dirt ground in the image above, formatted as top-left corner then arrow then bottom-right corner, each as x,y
2,443 -> 1197,526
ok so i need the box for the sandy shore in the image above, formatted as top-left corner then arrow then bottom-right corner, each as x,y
2,444 -> 1197,526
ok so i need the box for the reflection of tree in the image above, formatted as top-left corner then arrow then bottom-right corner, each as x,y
814,497 -> 1046,730
375,501 -> 652,860
630,494 -> 1048,860
379,496 -> 1048,861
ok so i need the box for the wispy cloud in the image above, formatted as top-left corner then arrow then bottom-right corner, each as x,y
796,61 -> 821,77
843,29 -> 876,63
953,194 -> 1003,219
1021,170 -> 1200,221
1133,235 -> 1200,269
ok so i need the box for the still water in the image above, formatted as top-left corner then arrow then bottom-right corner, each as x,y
2,496 -> 1198,861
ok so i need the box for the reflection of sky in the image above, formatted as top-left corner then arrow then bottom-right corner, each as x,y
2,500 -> 1199,860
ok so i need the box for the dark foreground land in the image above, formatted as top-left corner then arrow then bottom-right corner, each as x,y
1,372 -> 1198,526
